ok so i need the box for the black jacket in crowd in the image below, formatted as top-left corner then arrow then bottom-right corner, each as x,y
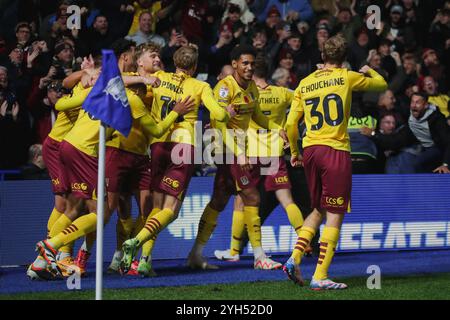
372,108 -> 450,165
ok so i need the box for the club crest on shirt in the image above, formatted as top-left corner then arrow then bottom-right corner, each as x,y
104,76 -> 130,108
240,176 -> 249,186
219,86 -> 229,98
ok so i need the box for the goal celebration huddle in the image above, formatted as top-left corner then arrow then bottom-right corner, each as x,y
28,33 -> 387,291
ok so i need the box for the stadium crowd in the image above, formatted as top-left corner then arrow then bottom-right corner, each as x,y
0,0 -> 449,175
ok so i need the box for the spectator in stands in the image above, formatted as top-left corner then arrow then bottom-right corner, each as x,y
332,5 -> 362,44
80,14 -> 131,57
376,112 -> 401,172
264,5 -> 282,41
379,112 -> 398,135
348,27 -> 370,71
18,144 -> 49,180
1,46 -> 33,106
208,23 -> 237,77
128,0 -> 161,36
161,26 -> 190,72
378,39 -> 398,81
208,64 -> 234,88
277,49 -> 297,89
221,0 -> 255,31
422,76 -> 450,123
27,80 -> 64,144
49,41 -> 75,81
285,32 -> 310,79
381,5 -> 416,53
0,68 -> 31,169
389,53 -> 420,111
428,8 -> 450,56
366,49 -> 388,80
271,67 -> 291,88
420,48 -> 448,93
259,0 -> 314,23
220,3 -> 245,42
348,106 -> 380,174
310,23 -> 329,68
180,0 -> 209,45
377,89 -> 407,125
11,22 -> 33,52
126,12 -> 166,47
361,92 -> 450,173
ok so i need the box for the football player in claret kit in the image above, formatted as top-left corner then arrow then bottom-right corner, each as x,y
34,54 -> 194,279
105,42 -> 168,277
119,45 -> 231,274
186,45 -> 289,270
214,56 -> 306,263
26,79 -> 87,280
283,34 -> 387,290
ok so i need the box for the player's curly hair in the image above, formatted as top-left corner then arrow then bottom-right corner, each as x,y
135,42 -> 161,60
322,34 -> 348,65
173,45 -> 198,71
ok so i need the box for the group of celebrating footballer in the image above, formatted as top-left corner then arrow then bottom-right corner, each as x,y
28,33 -> 387,291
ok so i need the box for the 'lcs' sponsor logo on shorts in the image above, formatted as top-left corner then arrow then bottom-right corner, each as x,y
52,178 -> 60,186
275,176 -> 288,184
240,176 -> 249,186
72,182 -> 88,192
325,196 -> 345,206
163,176 -> 180,190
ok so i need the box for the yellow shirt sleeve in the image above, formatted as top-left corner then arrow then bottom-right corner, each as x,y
251,102 -> 282,130
348,69 -> 388,92
126,91 -> 148,119
213,80 -> 232,108
285,88 -> 294,105
286,86 -> 304,157
201,85 -> 229,122
55,88 -> 91,111
215,118 -> 245,157
139,111 -> 179,138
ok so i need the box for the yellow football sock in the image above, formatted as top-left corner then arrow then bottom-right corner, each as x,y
47,208 -> 63,237
313,227 -> 340,280
49,214 -> 72,238
244,206 -> 262,250
285,203 -> 304,236
116,216 -> 134,250
58,241 -> 74,255
141,208 -> 161,258
49,213 -> 97,249
230,210 -> 245,255
135,208 -> 174,245
195,204 -> 220,246
291,226 -> 316,265
132,214 -> 147,238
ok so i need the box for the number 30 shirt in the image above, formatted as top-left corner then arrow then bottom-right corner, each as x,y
286,68 -> 387,156
149,70 -> 229,146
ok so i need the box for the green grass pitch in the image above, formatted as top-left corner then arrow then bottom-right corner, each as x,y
1,272 -> 450,300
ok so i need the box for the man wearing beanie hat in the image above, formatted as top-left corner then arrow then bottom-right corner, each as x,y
51,41 -> 75,80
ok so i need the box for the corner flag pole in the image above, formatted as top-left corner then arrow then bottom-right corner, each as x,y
95,122 -> 107,300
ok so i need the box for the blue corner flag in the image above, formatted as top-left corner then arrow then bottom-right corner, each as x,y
82,49 -> 132,137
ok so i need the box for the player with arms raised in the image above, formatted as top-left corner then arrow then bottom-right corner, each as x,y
284,34 -> 387,290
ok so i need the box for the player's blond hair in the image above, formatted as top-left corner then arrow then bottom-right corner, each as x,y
135,42 -> 161,61
173,45 -> 198,71
322,34 -> 347,65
